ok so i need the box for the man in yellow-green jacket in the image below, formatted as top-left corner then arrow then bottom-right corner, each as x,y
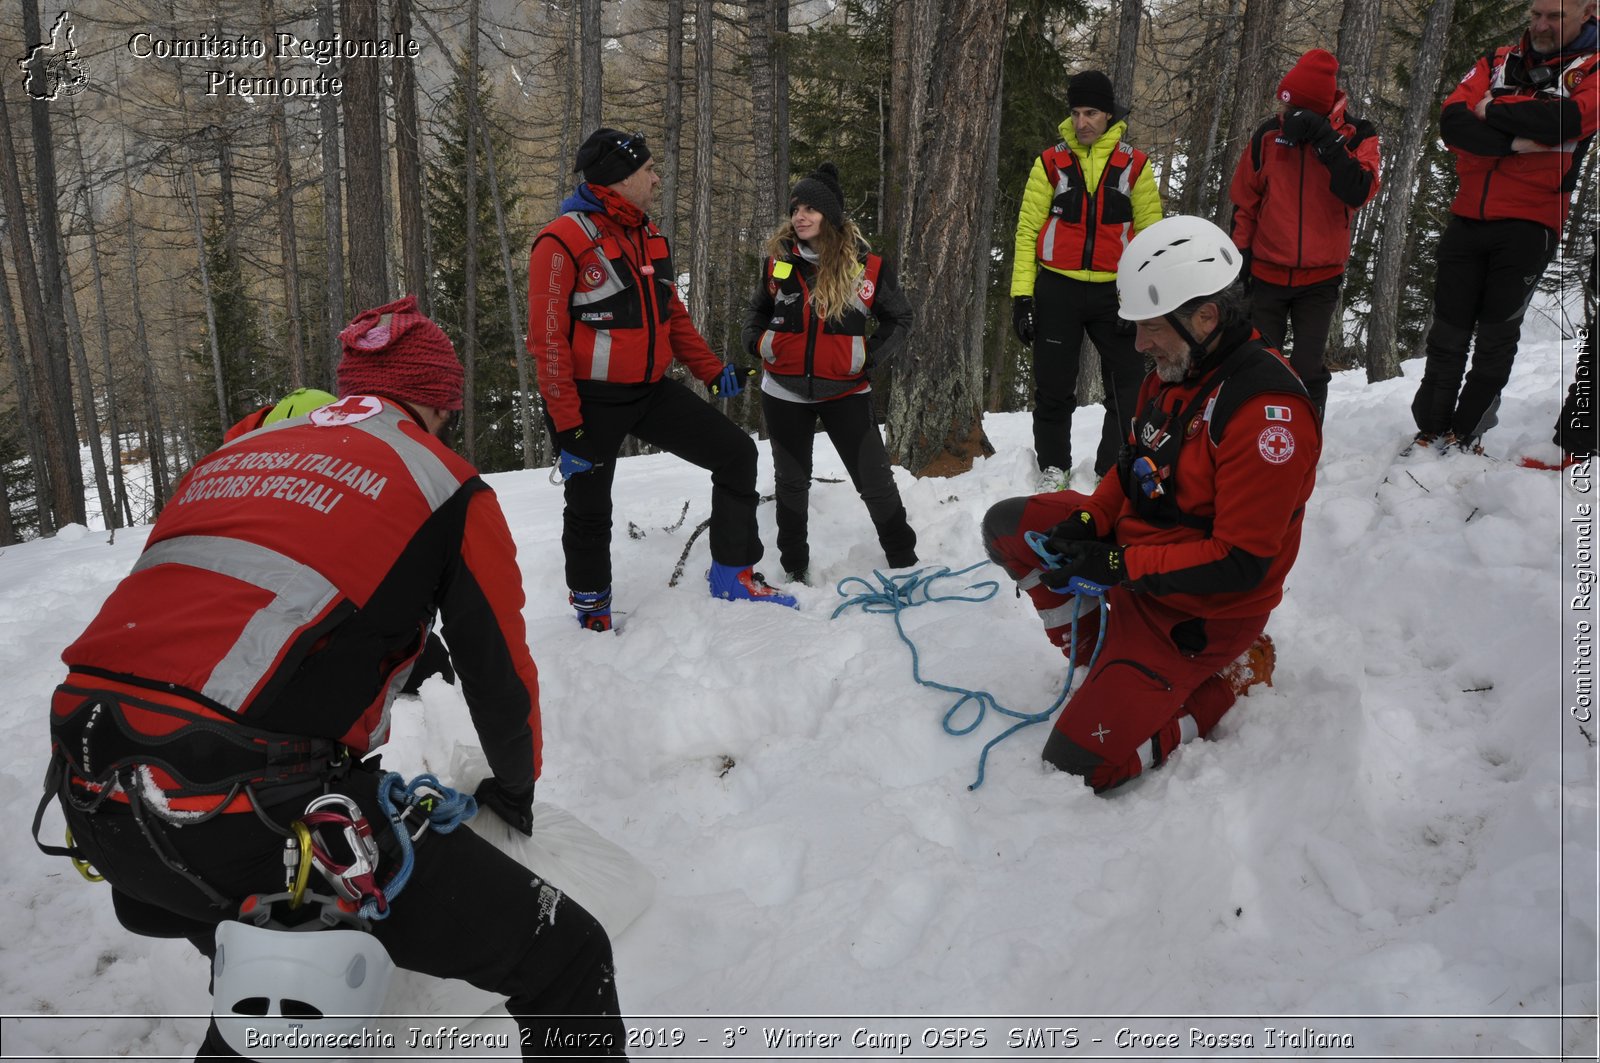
1012,70 -> 1164,488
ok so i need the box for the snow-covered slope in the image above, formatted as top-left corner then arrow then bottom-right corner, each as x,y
2,304 -> 1593,1059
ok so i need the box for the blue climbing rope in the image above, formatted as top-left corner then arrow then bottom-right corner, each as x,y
832,562 -> 1107,790
366,772 -> 477,921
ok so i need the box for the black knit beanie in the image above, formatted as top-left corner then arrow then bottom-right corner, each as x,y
788,162 -> 846,232
574,127 -> 652,187
1067,70 -> 1118,116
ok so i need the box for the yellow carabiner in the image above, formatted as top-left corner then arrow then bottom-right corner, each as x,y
288,821 -> 313,908
65,829 -> 104,883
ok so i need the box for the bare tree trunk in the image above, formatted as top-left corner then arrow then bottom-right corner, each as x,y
1335,0 -> 1384,114
0,76 -> 67,534
478,111 -> 536,469
580,0 -> 602,137
774,0 -> 791,197
661,0 -> 685,241
748,0 -> 779,232
20,0 -> 84,527
1367,0 -> 1455,383
0,459 -> 13,544
342,0 -> 389,311
72,154 -> 129,526
1113,0 -> 1142,112
688,0 -> 715,328
1214,0 -> 1284,224
58,236 -> 114,527
319,0 -> 347,375
124,177 -> 169,512
0,265 -> 53,535
181,160 -> 230,429
463,0 -> 480,464
883,0 -> 1007,476
392,0 -> 429,313
262,0 -> 307,386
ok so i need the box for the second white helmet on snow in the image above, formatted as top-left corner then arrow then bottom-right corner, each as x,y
1116,215 -> 1242,320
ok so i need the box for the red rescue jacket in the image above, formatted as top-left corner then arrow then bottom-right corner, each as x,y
1035,140 -> 1148,274
1228,94 -> 1382,287
752,249 -> 882,385
1440,26 -> 1600,231
527,192 -> 723,431
1081,325 -> 1321,620
54,396 -> 542,811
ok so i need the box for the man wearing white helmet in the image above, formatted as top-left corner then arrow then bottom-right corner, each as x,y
982,216 -> 1321,793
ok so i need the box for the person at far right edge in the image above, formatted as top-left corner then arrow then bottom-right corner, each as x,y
1410,0 -> 1599,455
1229,48 -> 1381,417
982,217 -> 1319,794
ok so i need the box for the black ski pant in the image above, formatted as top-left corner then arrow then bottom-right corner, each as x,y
59,765 -> 627,1060
556,377 -> 761,592
1248,276 -> 1339,414
1030,270 -> 1145,477
1412,216 -> 1556,441
760,389 -> 917,575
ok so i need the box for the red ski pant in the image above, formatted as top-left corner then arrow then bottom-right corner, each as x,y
983,492 -> 1268,792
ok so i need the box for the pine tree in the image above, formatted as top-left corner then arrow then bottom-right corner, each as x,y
427,69 -> 532,474
188,212 -> 279,451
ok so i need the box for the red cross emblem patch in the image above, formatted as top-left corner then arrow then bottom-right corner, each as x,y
310,395 -> 383,426
1257,425 -> 1295,464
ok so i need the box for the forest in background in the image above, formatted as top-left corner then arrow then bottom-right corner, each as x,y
1,0 -> 1594,542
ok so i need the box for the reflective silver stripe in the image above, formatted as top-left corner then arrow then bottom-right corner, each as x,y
759,330 -> 776,364
850,335 -> 867,374
133,535 -> 341,709
1038,595 -> 1092,629
1040,218 -> 1059,261
590,329 -> 613,380
566,212 -> 630,306
348,405 -> 463,512
1019,570 -> 1044,591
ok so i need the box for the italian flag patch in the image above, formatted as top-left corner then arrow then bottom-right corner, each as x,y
1264,405 -> 1292,422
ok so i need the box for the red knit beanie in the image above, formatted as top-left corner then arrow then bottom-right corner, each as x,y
336,294 -> 464,412
1277,49 -> 1340,116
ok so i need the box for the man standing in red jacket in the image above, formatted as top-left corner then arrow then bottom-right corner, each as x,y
1411,0 -> 1599,453
529,128 -> 794,630
982,217 -> 1319,794
1229,48 -> 1381,416
40,296 -> 628,1055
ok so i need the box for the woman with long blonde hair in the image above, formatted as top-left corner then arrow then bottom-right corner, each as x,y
742,162 -> 917,582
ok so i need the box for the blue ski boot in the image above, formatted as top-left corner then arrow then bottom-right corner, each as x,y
570,587 -> 613,632
707,562 -> 797,608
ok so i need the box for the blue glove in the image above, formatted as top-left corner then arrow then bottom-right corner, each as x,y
710,364 -> 756,398
1039,541 -> 1125,596
555,427 -> 595,479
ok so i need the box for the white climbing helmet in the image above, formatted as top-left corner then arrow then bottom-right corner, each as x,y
211,914 -> 395,1057
1116,215 -> 1243,320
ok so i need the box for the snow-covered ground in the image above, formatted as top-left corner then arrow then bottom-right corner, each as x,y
1,302 -> 1595,1060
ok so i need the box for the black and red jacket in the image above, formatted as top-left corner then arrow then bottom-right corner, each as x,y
1228,93 -> 1382,287
54,396 -> 542,812
1439,21 -> 1600,231
741,242 -> 912,401
1079,325 -> 1321,620
527,186 -> 723,432
1034,139 -> 1149,274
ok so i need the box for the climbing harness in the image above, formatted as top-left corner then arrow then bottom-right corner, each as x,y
288,772 -> 478,922
832,559 -> 1107,790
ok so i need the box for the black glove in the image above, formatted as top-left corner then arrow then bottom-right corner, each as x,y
1012,296 -> 1035,345
1039,541 -> 1126,596
399,632 -> 455,695
1279,108 -> 1332,147
1238,249 -> 1254,294
474,777 -> 535,836
1042,510 -> 1100,553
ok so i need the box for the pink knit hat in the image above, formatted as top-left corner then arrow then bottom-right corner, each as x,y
336,295 -> 464,412
1278,49 -> 1340,116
